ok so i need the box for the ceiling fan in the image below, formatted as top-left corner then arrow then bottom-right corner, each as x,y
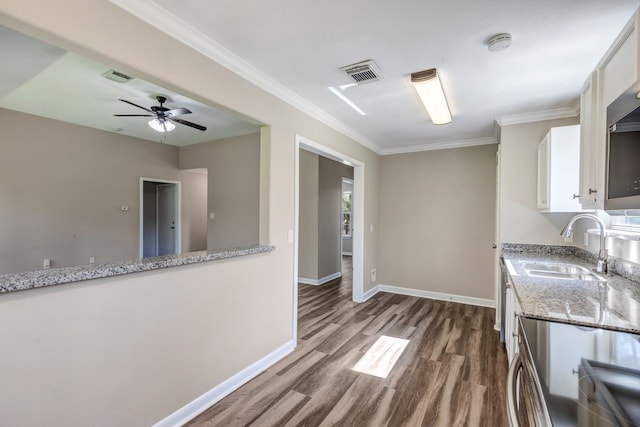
114,95 -> 207,133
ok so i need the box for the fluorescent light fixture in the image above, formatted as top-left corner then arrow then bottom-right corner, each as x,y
329,86 -> 366,116
352,335 -> 409,378
410,69 -> 452,125
148,118 -> 176,132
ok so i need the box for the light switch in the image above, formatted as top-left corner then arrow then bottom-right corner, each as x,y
370,224 -> 374,232
210,213 -> 215,220
288,229 -> 294,243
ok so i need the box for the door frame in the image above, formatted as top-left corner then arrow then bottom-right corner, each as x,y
139,177 -> 182,258
340,177 -> 354,258
294,134 -> 365,343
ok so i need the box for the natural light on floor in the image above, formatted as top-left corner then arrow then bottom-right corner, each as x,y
352,335 -> 410,379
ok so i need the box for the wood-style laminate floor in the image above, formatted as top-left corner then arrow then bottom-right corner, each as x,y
188,257 -> 508,426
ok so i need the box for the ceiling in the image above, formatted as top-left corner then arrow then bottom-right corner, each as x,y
0,25 -> 261,147
113,0 -> 640,153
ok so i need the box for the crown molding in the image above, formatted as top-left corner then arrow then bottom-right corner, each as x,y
109,0 -> 382,154
380,137 -> 497,155
497,106 -> 579,127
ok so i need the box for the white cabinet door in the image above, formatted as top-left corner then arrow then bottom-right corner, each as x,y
601,18 -> 639,107
505,282 -> 521,365
538,125 -> 582,212
579,71 -> 600,208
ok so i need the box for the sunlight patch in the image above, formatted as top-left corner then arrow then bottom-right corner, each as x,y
352,335 -> 410,378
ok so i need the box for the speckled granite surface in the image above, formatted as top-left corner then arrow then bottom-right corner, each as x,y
502,244 -> 640,333
0,245 -> 275,294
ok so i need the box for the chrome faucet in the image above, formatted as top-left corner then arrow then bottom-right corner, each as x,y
561,213 -> 608,274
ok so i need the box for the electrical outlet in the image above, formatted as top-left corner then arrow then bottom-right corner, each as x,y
43,258 -> 50,269
89,257 -> 95,264
371,268 -> 377,283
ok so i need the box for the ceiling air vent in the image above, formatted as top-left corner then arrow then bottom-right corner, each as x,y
101,69 -> 133,83
340,60 -> 383,84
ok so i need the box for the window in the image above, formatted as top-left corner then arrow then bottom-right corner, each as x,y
342,191 -> 352,237
610,214 -> 640,231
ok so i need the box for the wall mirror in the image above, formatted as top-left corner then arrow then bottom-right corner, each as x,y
0,24 -> 264,275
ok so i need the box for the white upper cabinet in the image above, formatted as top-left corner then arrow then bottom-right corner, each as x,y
537,125 -> 583,212
579,10 -> 640,209
579,71 -> 601,208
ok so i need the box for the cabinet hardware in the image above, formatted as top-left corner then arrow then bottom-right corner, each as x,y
492,244 -> 497,249
572,194 -> 580,199
589,188 -> 597,195
572,369 -> 579,375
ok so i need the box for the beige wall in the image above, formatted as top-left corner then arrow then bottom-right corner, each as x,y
499,117 -> 580,245
180,133 -> 260,249
0,2 -> 381,426
378,144 -> 497,300
0,108 -> 207,274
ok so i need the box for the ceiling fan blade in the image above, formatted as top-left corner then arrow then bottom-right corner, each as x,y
165,107 -> 191,118
118,99 -> 153,113
170,118 -> 207,131
113,114 -> 154,117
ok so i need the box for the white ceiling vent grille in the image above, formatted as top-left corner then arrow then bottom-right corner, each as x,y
101,69 -> 133,83
340,60 -> 383,84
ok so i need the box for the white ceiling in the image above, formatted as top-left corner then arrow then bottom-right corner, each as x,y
115,0 -> 640,153
0,25 -> 261,146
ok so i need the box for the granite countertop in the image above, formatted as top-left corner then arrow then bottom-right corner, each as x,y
502,244 -> 640,334
0,245 -> 275,294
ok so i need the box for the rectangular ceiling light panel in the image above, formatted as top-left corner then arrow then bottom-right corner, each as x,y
411,69 -> 452,125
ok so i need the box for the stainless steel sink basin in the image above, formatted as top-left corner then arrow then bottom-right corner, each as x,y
521,262 -> 606,282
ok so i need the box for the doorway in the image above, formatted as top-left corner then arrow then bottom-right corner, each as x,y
294,134 -> 365,343
140,178 -> 181,257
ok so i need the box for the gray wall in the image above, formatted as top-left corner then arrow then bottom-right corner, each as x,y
318,156 -> 354,278
179,133 -> 261,249
378,144 -> 497,300
298,150 -> 353,282
298,150 -> 319,279
0,108 -> 207,274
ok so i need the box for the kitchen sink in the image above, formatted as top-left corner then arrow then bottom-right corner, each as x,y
521,262 -> 606,282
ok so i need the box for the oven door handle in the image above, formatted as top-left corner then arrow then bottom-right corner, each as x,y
507,352 -> 523,427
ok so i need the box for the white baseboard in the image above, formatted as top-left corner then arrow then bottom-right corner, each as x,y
298,271 -> 342,286
377,284 -> 495,308
153,340 -> 296,427
361,285 -> 380,302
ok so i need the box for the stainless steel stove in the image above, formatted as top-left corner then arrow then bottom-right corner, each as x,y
509,316 -> 640,426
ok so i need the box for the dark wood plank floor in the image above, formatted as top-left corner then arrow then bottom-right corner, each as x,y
188,257 -> 509,426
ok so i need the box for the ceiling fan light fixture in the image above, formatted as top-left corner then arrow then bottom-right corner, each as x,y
410,69 -> 452,125
148,118 -> 175,132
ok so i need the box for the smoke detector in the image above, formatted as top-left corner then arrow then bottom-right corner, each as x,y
340,60 -> 384,84
488,33 -> 512,52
